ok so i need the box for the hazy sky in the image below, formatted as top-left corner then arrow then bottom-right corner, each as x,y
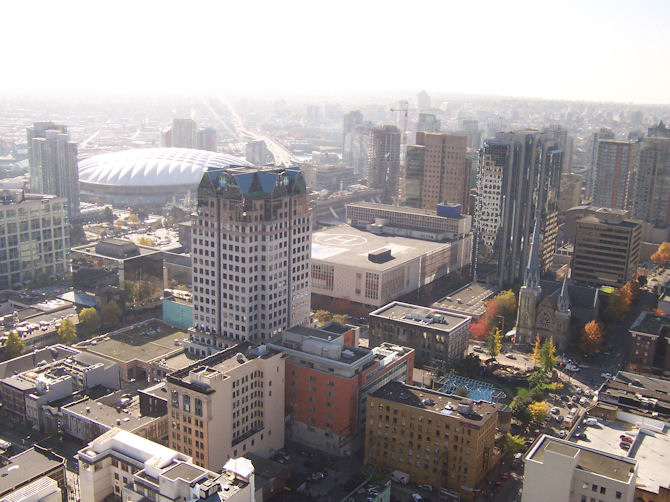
3,0 -> 669,103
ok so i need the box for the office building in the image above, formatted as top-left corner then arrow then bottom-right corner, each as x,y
558,173 -> 583,214
416,113 -> 441,132
587,128 -> 616,200
475,131 -> 563,286
648,120 -> 670,139
522,435 -> 637,502
245,140 -> 269,165
631,136 -> 670,228
71,239 -> 163,308
592,140 -> 636,210
162,118 -> 197,149
0,447 -> 67,502
416,90 -> 431,109
268,324 -> 414,456
369,302 -> 470,367
406,132 -> 470,211
546,124 -> 574,174
572,214 -> 642,287
77,428 -> 254,502
196,127 -> 217,152
191,166 -> 311,347
365,381 -> 500,501
368,125 -> 401,204
343,110 -> 363,166
165,343 -> 285,471
0,189 -> 70,289
26,122 -> 79,219
311,222 -> 472,309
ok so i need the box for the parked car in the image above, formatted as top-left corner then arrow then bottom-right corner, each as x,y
551,407 -> 560,415
583,418 -> 599,426
410,494 -> 424,502
620,442 -> 631,450
505,353 -> 516,359
418,484 -> 432,492
574,432 -> 587,440
601,372 -> 612,379
579,397 -> 588,406
473,346 -> 484,353
575,387 -> 583,395
620,435 -> 633,444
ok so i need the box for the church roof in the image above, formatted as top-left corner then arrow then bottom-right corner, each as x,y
539,280 -> 598,323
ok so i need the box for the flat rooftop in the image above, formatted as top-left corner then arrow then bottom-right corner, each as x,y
349,201 -> 466,219
370,301 -> 470,332
433,282 -> 500,318
370,381 -> 499,427
312,224 -> 452,269
570,417 -> 670,494
63,396 -> 160,432
162,461 -> 207,482
80,321 -> 186,363
0,447 -> 64,495
529,435 -> 635,483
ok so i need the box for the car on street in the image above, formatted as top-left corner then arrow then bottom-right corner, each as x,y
583,418 -> 599,426
579,397 -> 588,405
473,346 -> 484,353
576,387 -> 583,395
418,484 -> 432,491
558,430 -> 567,438
551,407 -> 560,415
501,472 -> 511,480
566,364 -> 579,372
505,353 -> 516,359
410,494 -> 424,502
601,372 -> 612,379
574,432 -> 587,440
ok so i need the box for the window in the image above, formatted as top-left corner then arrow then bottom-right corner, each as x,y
195,398 -> 203,417
615,492 -> 622,500
183,394 -> 191,413
171,391 -> 179,408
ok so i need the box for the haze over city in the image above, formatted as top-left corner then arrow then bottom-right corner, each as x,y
3,0 -> 670,103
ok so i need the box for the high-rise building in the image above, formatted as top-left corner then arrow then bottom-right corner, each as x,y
245,140 -> 269,165
648,120 -> 670,139
592,140 -> 636,210
557,173 -> 583,213
348,123 -> 372,176
416,113 -> 441,132
0,190 -> 70,289
631,136 -> 670,228
475,131 -> 563,286
416,90 -> 431,109
162,119 -> 197,148
343,110 -> 363,167
572,214 -> 642,287
586,127 -> 615,200
26,122 -> 79,218
165,343 -> 284,471
368,125 -> 401,204
546,124 -> 574,174
196,127 -> 217,152
405,132 -> 470,211
191,166 -> 311,347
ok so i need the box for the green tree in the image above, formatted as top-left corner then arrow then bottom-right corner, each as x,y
4,330 -> 24,358
314,310 -> 333,325
102,301 -> 122,329
452,354 -> 482,378
486,328 -> 502,357
125,282 -> 139,303
455,386 -> 469,397
332,314 -> 349,325
528,369 -> 547,390
57,318 -> 77,345
540,337 -> 557,372
503,433 -> 526,455
511,396 -> 532,428
137,280 -> 155,301
495,289 -> 518,331
78,308 -> 101,338
528,401 -> 548,425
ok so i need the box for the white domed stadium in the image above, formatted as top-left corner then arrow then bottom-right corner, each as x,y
79,148 -> 249,206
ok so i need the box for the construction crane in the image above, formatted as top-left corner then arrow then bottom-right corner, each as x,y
389,104 -> 420,204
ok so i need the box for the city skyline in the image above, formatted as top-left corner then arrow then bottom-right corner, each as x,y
1,0 -> 669,104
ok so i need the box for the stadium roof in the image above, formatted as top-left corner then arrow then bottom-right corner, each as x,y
79,148 -> 248,187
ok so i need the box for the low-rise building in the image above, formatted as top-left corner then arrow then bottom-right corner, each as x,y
77,428 -> 254,502
364,381 -> 500,500
0,350 -> 120,427
523,435 -> 637,502
166,343 -> 285,471
311,221 -> 472,310
62,392 -> 168,445
369,302 -> 470,367
0,477 -> 62,502
432,282 -> 500,322
0,447 -> 67,502
628,311 -> 670,375
268,324 -> 414,456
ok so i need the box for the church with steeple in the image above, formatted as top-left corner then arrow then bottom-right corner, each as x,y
515,218 -> 601,351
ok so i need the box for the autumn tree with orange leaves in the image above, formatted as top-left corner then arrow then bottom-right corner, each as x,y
469,290 -> 517,340
651,242 -> 670,267
604,280 -> 641,323
580,320 -> 606,355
